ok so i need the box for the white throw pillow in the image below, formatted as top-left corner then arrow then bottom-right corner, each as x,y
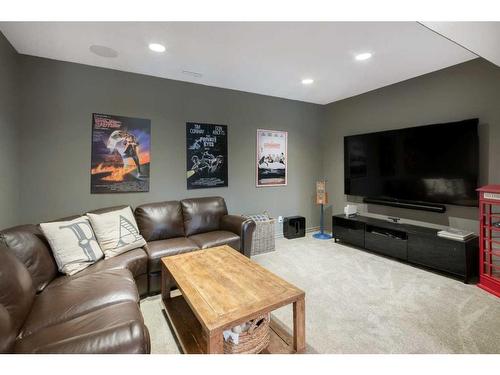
40,216 -> 104,275
87,206 -> 146,258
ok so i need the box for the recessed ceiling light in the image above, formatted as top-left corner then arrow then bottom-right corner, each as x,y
355,52 -> 372,61
89,45 -> 118,58
301,78 -> 314,85
149,43 -> 166,53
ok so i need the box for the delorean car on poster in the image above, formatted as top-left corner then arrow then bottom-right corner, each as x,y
91,113 -> 151,193
186,122 -> 228,189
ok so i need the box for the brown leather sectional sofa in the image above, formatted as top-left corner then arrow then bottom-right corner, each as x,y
0,196 -> 255,354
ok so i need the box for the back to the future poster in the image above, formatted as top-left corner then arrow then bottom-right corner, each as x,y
186,122 -> 228,189
91,113 -> 151,193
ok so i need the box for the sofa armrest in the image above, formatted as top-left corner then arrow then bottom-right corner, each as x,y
220,215 -> 256,257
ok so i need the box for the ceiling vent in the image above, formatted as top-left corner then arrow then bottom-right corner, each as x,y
182,70 -> 203,78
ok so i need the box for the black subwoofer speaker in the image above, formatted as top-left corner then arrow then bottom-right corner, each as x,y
283,216 -> 306,239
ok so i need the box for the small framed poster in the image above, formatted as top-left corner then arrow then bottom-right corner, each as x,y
256,129 -> 288,187
186,122 -> 228,189
316,180 -> 328,205
90,113 -> 151,193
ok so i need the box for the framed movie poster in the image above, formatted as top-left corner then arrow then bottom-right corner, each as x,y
256,129 -> 287,187
186,122 -> 228,189
91,113 -> 151,193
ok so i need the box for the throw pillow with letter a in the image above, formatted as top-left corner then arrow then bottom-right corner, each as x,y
87,206 -> 146,258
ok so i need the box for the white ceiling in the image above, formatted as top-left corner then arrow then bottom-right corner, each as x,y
422,22 -> 500,67
0,22 -> 478,105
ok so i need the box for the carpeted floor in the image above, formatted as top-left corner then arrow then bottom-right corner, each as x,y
140,234 -> 500,354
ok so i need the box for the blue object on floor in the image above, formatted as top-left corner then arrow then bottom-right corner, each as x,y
314,203 -> 332,240
313,232 -> 332,240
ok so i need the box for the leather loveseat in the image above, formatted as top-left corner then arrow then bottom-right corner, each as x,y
135,196 -> 255,293
0,196 -> 255,353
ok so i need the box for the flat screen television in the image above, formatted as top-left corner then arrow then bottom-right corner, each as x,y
344,119 -> 479,207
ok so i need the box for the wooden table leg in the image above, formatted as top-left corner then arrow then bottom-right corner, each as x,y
293,296 -> 306,353
161,266 -> 173,301
206,331 -> 223,354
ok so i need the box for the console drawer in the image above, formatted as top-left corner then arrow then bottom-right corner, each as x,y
408,234 -> 465,276
365,225 -> 407,260
332,217 -> 365,247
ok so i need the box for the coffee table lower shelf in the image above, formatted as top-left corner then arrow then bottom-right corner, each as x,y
163,295 -> 297,354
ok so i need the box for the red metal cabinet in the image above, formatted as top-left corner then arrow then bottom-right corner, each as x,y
477,185 -> 500,297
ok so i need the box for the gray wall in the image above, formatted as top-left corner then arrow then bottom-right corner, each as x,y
0,33 -> 20,228
4,35 -> 500,233
16,55 -> 323,228
323,58 -> 500,232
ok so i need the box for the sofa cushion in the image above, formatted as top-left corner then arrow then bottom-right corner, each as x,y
135,201 -> 184,241
0,247 -> 36,353
87,206 -> 146,259
46,248 -> 148,289
40,216 -> 104,276
0,224 -> 58,292
189,230 -> 240,250
145,237 -> 199,273
78,247 -> 147,278
15,302 -> 150,354
181,196 -> 228,236
20,269 -> 138,338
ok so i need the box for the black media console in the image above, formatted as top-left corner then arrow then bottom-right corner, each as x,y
332,214 -> 479,283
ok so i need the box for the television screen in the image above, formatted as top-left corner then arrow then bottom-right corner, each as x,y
344,119 -> 479,207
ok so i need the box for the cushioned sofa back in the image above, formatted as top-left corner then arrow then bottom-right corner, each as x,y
87,205 -> 129,215
181,197 -> 228,236
46,214 -> 80,222
0,245 -> 36,353
134,201 -> 184,241
0,225 -> 58,293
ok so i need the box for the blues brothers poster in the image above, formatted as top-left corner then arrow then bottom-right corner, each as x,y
186,122 -> 228,189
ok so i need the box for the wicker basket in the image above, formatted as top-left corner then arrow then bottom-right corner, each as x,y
245,213 -> 276,256
223,314 -> 271,354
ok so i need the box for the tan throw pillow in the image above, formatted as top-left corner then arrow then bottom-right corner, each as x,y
40,216 -> 104,275
87,206 -> 146,258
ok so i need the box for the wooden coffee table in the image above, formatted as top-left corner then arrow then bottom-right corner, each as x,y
161,245 -> 306,354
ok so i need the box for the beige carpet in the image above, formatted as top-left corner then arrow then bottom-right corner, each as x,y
140,234 -> 500,354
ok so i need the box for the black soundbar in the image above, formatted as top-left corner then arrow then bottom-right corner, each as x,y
363,197 -> 446,213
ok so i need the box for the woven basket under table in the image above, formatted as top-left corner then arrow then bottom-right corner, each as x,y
223,314 -> 271,354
